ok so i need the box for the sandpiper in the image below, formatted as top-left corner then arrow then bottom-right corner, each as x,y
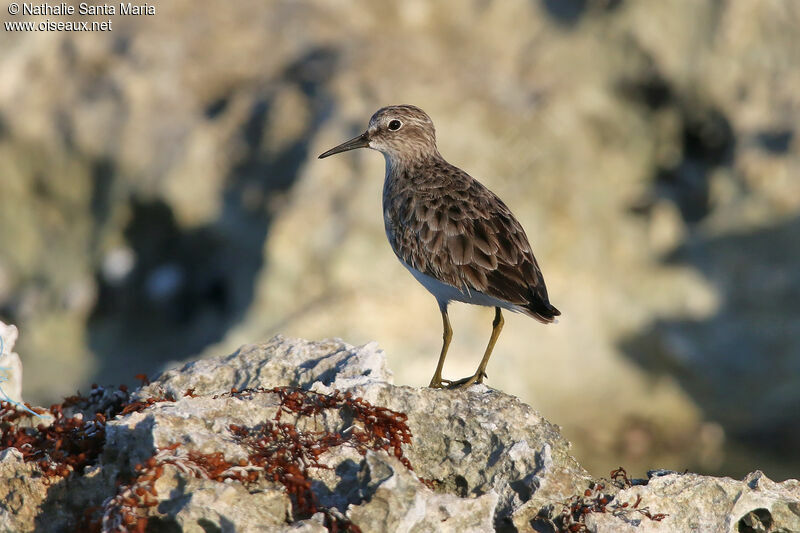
319,105 -> 560,389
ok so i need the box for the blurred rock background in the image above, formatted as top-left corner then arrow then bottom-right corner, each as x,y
0,0 -> 798,481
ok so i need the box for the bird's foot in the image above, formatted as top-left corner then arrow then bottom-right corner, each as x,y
428,376 -> 454,389
446,371 -> 488,390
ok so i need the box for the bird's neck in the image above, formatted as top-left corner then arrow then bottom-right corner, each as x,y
382,150 -> 443,181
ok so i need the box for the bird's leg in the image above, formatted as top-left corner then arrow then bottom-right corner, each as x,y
450,307 -> 504,389
474,307 -> 504,382
429,308 -> 453,388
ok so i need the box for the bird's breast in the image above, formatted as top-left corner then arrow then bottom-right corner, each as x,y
382,206 -> 397,250
381,174 -> 405,252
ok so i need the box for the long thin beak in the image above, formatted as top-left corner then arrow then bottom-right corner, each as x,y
318,132 -> 370,159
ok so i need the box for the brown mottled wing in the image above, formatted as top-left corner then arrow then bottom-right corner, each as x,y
385,163 -> 559,321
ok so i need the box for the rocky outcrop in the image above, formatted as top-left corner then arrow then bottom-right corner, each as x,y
514,469 -> 800,533
2,1 -> 800,480
1,336 -> 798,532
0,321 -> 22,404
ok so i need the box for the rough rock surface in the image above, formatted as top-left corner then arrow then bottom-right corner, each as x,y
0,321 -> 22,404
2,0 -> 800,480
580,471 -> 800,533
0,449 -> 48,533
1,336 -> 798,532
134,336 -> 590,529
347,452 -> 499,533
514,470 -> 800,533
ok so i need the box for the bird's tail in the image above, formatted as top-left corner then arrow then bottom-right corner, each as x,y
522,299 -> 561,324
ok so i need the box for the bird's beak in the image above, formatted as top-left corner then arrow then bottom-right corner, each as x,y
318,131 -> 370,159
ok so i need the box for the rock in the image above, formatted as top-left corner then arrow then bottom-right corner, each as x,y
136,336 -> 590,527
0,449 -> 47,533
1,336 -> 797,533
583,471 -> 800,533
152,466 -> 291,531
1,0 -> 799,480
1,336 -> 586,531
273,514 -> 328,533
353,386 -> 590,525
0,321 -> 23,404
135,336 -> 394,400
346,451 -> 498,533
514,469 -> 800,532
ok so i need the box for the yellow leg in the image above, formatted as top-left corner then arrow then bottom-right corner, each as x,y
429,308 -> 453,388
451,307 -> 504,389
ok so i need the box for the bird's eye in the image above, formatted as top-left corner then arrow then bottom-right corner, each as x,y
388,119 -> 402,131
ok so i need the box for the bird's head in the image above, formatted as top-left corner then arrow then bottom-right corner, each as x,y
318,105 -> 439,162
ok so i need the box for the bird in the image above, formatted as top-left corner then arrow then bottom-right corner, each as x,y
318,105 -> 560,389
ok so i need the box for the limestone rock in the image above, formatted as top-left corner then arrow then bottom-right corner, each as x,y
0,449 -> 47,533
0,321 -> 22,404
135,336 -> 393,400
347,451 -> 498,533
137,336 -> 590,527
513,470 -> 800,533
352,384 -> 590,526
0,336 -> 586,531
0,336 -> 798,532
1,0 -> 799,480
583,471 -> 800,533
152,466 -> 291,531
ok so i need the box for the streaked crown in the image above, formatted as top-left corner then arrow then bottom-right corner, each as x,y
317,104 -> 440,163
367,105 -> 439,161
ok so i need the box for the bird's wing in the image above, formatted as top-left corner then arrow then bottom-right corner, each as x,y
387,170 -> 555,316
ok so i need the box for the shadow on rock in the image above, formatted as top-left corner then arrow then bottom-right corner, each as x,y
537,0 -> 624,27
618,49 -> 737,225
87,47 -> 339,386
620,216 -> 800,479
